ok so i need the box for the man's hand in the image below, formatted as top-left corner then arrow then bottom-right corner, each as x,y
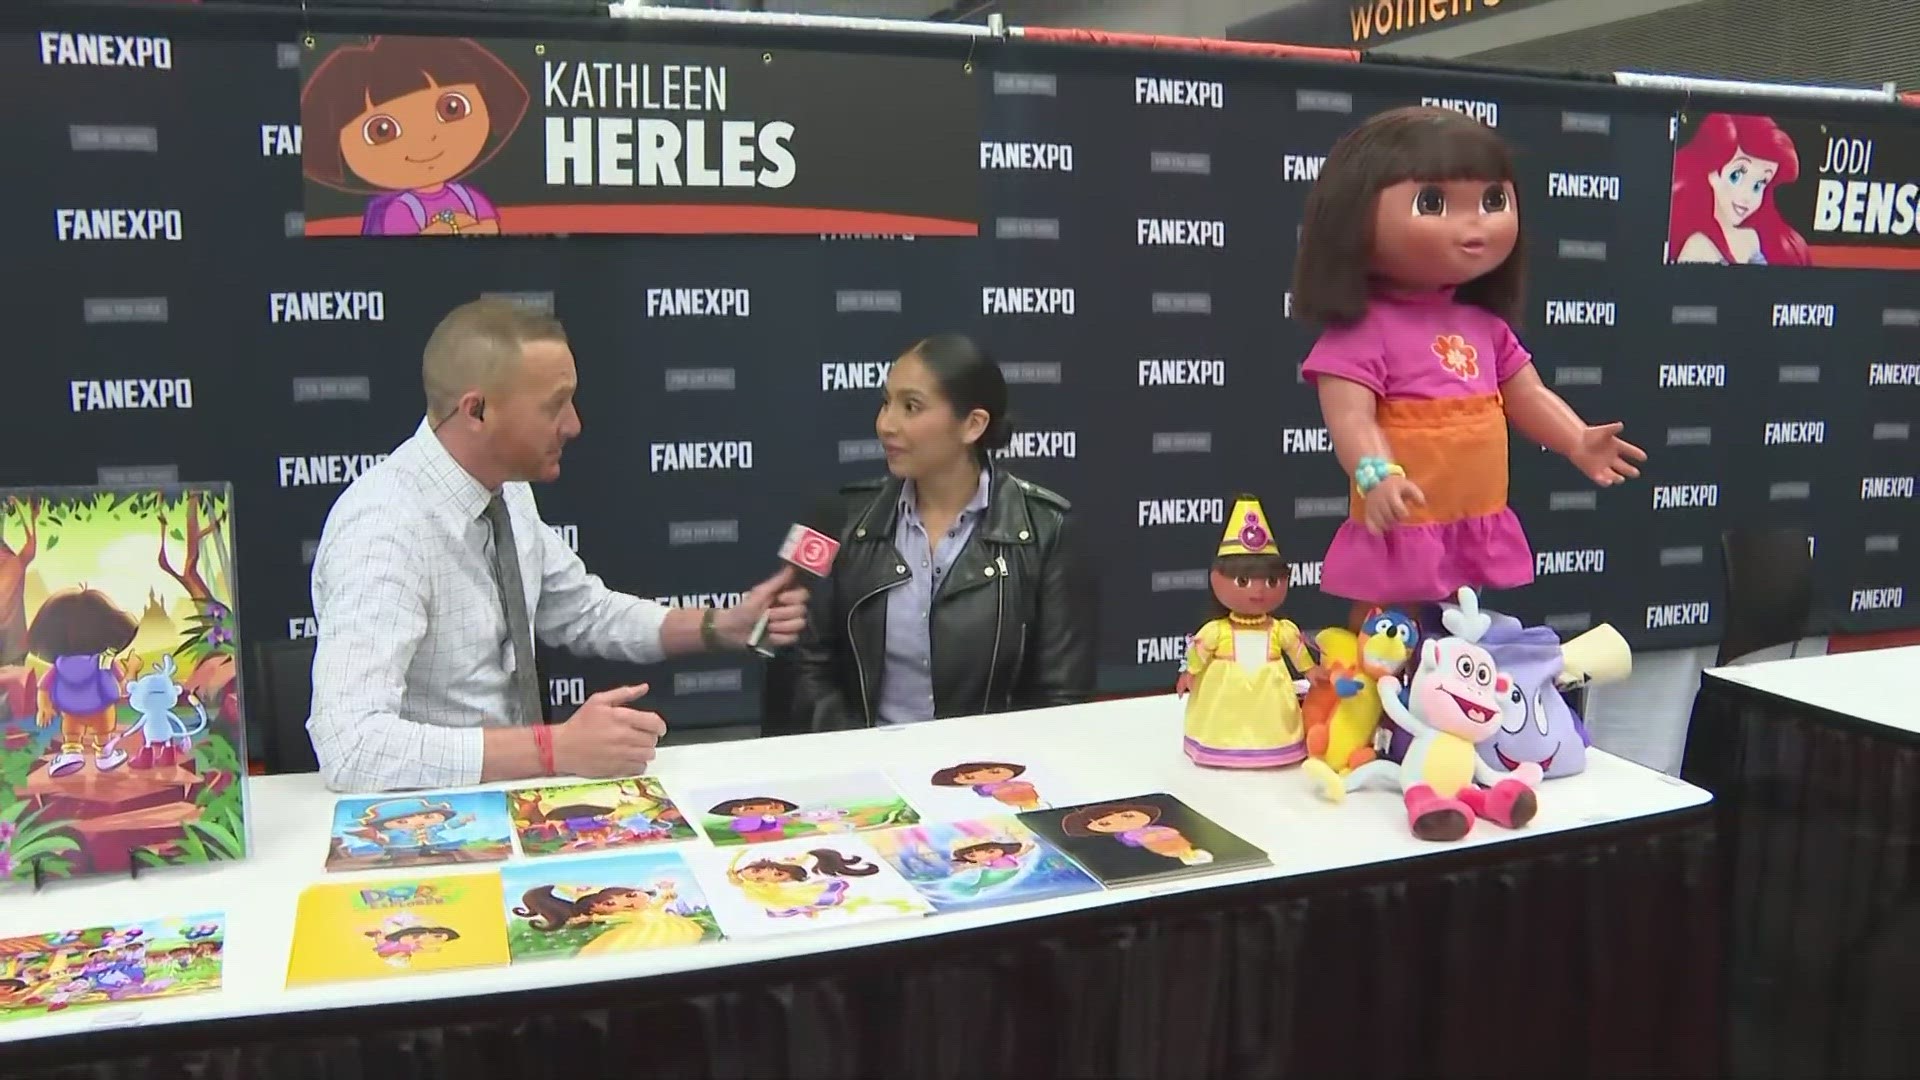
552,683 -> 666,777
709,566 -> 810,649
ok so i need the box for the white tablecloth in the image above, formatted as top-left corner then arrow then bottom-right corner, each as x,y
1703,645 -> 1920,735
0,695 -> 1711,1045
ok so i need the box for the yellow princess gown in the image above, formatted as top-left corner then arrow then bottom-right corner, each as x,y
1183,616 -> 1312,767
578,902 -> 708,954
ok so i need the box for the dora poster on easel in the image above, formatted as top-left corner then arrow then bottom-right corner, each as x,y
1,486 -> 251,889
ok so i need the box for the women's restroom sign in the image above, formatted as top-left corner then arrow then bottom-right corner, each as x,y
297,34 -> 981,238
1668,110 -> 1920,270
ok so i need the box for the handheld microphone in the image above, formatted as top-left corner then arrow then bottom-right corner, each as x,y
748,521 -> 842,657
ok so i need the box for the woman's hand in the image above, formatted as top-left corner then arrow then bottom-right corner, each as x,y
1568,422 -> 1646,486
1361,475 -> 1425,534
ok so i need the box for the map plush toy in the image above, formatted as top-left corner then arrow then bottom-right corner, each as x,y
1302,609 -> 1419,774
1477,613 -> 1625,779
1303,587 -> 1542,842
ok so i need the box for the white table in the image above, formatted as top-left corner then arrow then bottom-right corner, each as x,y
1700,645 -> 1920,735
4,696 -> 1714,1076
1687,646 -> 1919,1079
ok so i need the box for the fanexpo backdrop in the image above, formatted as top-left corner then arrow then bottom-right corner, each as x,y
3,15 -> 1918,737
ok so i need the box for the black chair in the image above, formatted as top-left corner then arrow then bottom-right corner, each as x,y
1717,526 -> 1815,667
254,637 -> 320,774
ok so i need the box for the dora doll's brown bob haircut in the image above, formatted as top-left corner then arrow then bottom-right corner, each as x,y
1291,106 -> 1526,329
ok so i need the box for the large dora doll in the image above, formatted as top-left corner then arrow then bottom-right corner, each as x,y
1175,495 -> 1319,768
1293,106 -> 1647,624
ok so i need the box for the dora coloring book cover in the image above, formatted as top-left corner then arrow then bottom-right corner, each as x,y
325,791 -> 513,871
0,913 -> 224,1021
1018,794 -> 1271,888
286,873 -> 509,987
1,487 -> 250,888
683,771 -> 919,847
506,777 -> 695,857
501,850 -> 721,962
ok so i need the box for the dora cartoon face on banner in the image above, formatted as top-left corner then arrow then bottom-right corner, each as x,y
300,36 -> 530,236
1296,106 -> 1526,323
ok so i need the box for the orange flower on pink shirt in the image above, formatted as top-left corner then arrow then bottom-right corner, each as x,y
1431,333 -> 1480,379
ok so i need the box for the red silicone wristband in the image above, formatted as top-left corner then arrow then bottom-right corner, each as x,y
534,725 -> 556,776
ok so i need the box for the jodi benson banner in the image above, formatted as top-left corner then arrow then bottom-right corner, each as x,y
297,34 -> 982,237
1668,111 -> 1920,270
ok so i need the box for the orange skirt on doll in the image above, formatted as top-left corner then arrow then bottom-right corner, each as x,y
1322,392 -> 1534,605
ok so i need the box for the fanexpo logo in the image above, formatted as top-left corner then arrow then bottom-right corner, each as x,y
1282,427 -> 1333,454
1869,362 -> 1920,386
1861,476 -> 1916,500
55,209 -> 181,241
1772,303 -> 1836,327
1283,154 -> 1325,182
288,616 -> 318,639
649,441 -> 753,471
261,123 -> 301,156
994,431 -> 1077,459
1136,635 -> 1189,664
39,32 -> 171,68
982,287 -> 1075,315
1289,561 -> 1324,588
1136,218 -> 1225,248
1422,96 -> 1499,127
1653,483 -> 1718,510
1137,358 -> 1224,387
821,359 -> 891,391
1548,171 -> 1621,201
1659,363 -> 1726,388
652,591 -> 746,609
1134,77 -> 1224,108
1137,498 -> 1225,527
548,523 -> 578,552
1764,421 -> 1827,446
270,290 -> 385,323
1543,300 -> 1616,326
979,141 -> 1073,171
1647,601 -> 1712,630
277,453 -> 388,488
1535,548 -> 1605,576
647,288 -> 749,317
70,378 -> 192,412
1852,587 -> 1906,612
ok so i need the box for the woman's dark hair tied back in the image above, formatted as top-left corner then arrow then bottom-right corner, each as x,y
909,333 -> 1013,454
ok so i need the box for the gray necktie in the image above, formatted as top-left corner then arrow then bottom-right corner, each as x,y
483,493 -> 544,726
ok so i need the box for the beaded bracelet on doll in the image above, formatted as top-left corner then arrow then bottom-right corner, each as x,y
1354,456 -> 1406,495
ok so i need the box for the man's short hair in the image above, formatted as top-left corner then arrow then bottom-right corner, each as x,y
422,299 -> 568,420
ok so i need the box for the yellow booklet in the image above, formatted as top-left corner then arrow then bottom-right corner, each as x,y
286,872 -> 509,987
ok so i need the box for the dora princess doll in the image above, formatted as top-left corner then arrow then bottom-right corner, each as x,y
1175,495 -> 1320,767
1292,107 -> 1647,625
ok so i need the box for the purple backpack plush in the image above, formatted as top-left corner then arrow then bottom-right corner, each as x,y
360,183 -> 479,236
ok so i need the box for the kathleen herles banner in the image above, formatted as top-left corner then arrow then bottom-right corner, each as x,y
1668,110 -> 1920,270
297,33 -> 982,238
4,22 -> 1917,733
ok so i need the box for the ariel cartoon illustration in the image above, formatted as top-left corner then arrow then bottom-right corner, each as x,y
726,847 -> 915,920
300,36 -> 529,236
929,761 -> 1042,811
1668,113 -> 1812,267
27,587 -> 139,778
1059,802 -> 1213,866
1293,106 -> 1646,630
1175,495 -> 1321,768
512,882 -> 708,953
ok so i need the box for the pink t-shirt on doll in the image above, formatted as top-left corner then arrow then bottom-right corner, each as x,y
1299,288 -> 1531,399
1297,288 -> 1537,606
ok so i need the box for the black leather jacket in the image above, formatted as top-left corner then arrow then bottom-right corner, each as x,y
790,468 -> 1097,731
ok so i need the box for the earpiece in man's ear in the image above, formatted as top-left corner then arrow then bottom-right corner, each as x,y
470,400 -> 485,422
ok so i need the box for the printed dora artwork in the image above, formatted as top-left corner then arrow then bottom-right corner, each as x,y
1019,794 -> 1271,888
0,488 -> 250,887
869,816 -> 1102,913
506,777 -> 695,857
0,914 -> 224,1022
502,850 -> 722,962
690,835 -> 932,938
325,791 -> 513,871
286,874 -> 510,987
684,771 -> 919,847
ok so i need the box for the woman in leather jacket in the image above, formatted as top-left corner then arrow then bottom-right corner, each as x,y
789,334 -> 1096,731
